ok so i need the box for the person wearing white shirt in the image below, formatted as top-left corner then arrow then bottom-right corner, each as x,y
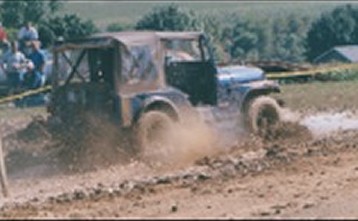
18,21 -> 39,41
18,21 -> 39,56
1,41 -> 28,94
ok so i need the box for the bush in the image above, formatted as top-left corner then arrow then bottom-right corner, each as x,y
306,4 -> 358,61
106,23 -> 133,32
135,4 -> 199,31
39,14 -> 98,47
314,69 -> 358,81
4,27 -> 18,42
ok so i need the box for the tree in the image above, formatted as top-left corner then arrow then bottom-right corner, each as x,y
0,0 -> 97,48
270,14 -> 310,62
218,12 -> 311,63
0,0 -> 98,48
1,1 -> 27,28
306,4 -> 358,61
224,17 -> 263,61
199,15 -> 230,63
1,0 -> 63,28
40,14 -> 98,47
48,0 -> 64,13
135,4 -> 199,31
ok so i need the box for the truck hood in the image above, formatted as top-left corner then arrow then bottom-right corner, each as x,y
217,65 -> 265,86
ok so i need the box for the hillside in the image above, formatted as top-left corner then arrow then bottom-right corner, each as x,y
61,1 -> 344,29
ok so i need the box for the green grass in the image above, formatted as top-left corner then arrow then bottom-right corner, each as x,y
61,1 -> 344,29
274,81 -> 358,113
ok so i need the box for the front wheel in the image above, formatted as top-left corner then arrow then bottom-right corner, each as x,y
245,96 -> 281,137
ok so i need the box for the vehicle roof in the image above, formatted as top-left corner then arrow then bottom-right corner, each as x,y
53,31 -> 204,51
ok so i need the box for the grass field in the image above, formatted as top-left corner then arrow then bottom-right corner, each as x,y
274,81 -> 358,113
61,1 -> 344,29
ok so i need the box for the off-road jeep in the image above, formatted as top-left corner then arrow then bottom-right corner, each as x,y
48,31 -> 282,156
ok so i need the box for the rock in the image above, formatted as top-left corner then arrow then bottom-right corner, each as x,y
73,190 -> 86,200
30,197 -> 39,202
302,203 -> 314,209
258,193 -> 265,198
259,211 -> 271,216
94,187 -> 102,195
171,204 -> 178,213
156,176 -> 171,185
196,173 -> 211,181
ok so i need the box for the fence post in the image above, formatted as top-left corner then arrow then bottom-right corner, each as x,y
0,137 -> 9,197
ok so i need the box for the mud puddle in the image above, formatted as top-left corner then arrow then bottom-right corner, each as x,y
301,112 -> 358,137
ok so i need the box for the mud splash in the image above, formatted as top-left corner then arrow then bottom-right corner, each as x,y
140,113 -> 221,170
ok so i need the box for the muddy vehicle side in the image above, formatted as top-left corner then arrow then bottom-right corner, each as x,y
48,31 -> 281,152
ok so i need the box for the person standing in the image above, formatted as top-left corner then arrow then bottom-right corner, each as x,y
20,41 -> 47,107
28,41 -> 46,86
18,21 -> 39,56
0,22 -> 8,45
0,23 -> 9,56
1,41 -> 28,95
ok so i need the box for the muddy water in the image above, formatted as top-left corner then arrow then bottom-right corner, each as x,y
301,112 -> 358,137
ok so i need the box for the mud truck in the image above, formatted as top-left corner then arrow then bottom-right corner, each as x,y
47,31 -> 282,156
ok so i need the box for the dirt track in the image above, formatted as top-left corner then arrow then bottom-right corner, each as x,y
0,108 -> 358,218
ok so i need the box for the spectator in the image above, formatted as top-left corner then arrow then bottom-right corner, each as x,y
18,21 -> 39,41
0,22 -> 8,44
17,60 -> 46,107
22,60 -> 42,90
0,23 -> 9,55
18,21 -> 39,56
1,41 -> 28,95
28,40 -> 46,86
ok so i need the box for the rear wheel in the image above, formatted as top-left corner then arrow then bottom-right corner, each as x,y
135,111 -> 176,164
246,96 -> 281,137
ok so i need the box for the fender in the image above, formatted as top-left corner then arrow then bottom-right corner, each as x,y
130,88 -> 195,126
240,80 -> 280,112
140,95 -> 181,121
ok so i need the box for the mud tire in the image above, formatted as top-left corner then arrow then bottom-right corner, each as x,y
135,111 -> 176,163
246,96 -> 281,137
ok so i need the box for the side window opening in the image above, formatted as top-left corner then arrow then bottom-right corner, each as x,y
164,39 -> 201,63
163,38 -> 212,67
88,48 -> 115,85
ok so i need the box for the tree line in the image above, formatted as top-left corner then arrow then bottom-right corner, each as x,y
110,3 -> 358,64
0,0 -> 97,48
1,1 -> 357,64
